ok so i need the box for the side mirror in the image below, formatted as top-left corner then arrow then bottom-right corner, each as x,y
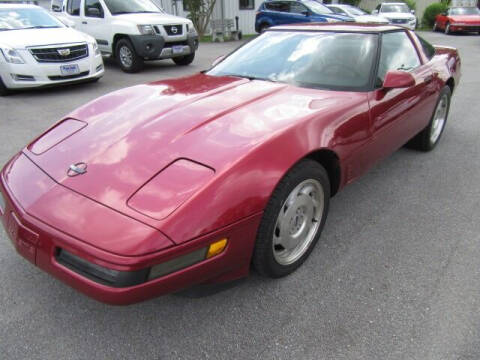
372,9 -> 379,14
301,10 -> 309,16
211,55 -> 226,67
410,9 -> 415,14
383,70 -> 415,89
87,7 -> 103,17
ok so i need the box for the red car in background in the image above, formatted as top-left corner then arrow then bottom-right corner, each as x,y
0,24 -> 461,305
434,6 -> 480,34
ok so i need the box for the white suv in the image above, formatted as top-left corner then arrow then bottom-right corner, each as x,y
52,0 -> 199,73
0,4 -> 104,95
372,2 -> 417,30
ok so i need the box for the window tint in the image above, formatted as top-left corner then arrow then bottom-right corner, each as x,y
85,0 -> 104,17
416,34 -> 435,60
289,2 -> 308,14
377,31 -> 420,85
265,1 -> 289,12
207,31 -> 378,91
67,0 -> 81,15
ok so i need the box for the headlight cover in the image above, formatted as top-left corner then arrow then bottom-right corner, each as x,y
0,47 -> 25,64
92,41 -> 100,56
138,24 -> 156,35
187,23 -> 197,34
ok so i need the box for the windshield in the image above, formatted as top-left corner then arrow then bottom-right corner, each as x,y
207,31 -> 377,91
344,6 -> 366,16
104,0 -> 162,15
0,8 -> 63,31
305,1 -> 333,14
381,4 -> 410,13
450,7 -> 480,15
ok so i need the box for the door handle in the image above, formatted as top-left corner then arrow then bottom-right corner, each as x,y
82,21 -> 88,24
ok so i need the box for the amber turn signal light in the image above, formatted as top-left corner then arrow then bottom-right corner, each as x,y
206,238 -> 228,258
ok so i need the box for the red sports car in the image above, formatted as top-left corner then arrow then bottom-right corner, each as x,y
434,6 -> 480,34
0,24 -> 461,305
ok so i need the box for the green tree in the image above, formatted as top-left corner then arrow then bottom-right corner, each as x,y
184,0 -> 218,37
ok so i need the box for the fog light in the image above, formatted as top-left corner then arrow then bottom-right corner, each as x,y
207,238 -> 228,258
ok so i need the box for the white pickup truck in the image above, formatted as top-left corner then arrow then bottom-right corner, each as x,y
52,0 -> 199,72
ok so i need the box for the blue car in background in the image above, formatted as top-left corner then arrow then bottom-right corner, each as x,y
255,0 -> 353,33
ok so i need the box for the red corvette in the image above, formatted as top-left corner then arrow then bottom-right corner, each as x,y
0,24 -> 461,305
434,7 -> 480,34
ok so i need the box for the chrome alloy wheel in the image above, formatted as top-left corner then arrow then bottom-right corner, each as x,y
430,93 -> 448,145
272,179 -> 324,265
119,46 -> 133,68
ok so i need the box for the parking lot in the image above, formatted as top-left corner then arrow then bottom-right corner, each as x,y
1,32 -> 480,359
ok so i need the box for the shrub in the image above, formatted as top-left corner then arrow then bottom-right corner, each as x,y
423,2 -> 448,28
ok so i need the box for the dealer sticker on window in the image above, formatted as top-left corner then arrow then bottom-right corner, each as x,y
172,46 -> 184,55
60,64 -> 80,76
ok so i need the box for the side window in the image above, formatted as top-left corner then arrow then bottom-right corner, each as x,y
289,2 -> 308,14
377,31 -> 421,85
330,7 -> 345,15
416,34 -> 435,60
85,0 -> 104,17
239,0 -> 254,10
66,0 -> 81,16
265,1 -> 288,12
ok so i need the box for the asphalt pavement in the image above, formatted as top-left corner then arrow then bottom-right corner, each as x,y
1,32 -> 480,360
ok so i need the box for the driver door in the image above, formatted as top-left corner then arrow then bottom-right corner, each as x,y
80,0 -> 110,53
287,1 -> 311,24
367,31 -> 435,162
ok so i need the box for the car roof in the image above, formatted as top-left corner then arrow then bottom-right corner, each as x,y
380,2 -> 407,5
269,22 -> 406,33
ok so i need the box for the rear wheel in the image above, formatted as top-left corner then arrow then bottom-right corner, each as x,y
252,159 -> 330,278
115,38 -> 144,73
409,86 -> 451,151
172,52 -> 195,66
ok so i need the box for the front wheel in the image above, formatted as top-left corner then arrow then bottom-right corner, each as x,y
445,22 -> 451,34
115,38 -> 144,73
409,86 -> 451,151
252,159 -> 330,278
172,52 -> 195,66
0,79 -> 9,96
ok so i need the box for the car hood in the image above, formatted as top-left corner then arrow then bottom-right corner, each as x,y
0,27 -> 91,49
24,73 -> 356,232
354,15 -> 389,23
113,13 -> 190,25
448,15 -> 480,23
381,12 -> 415,20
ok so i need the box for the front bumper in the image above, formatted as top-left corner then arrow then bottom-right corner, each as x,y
0,47 -> 104,90
0,154 -> 260,305
129,33 -> 199,60
449,24 -> 480,32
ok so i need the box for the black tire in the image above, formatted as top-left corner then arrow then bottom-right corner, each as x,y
172,52 -> 195,66
445,22 -> 451,34
252,159 -> 330,278
0,77 -> 10,96
115,38 -> 144,73
259,23 -> 270,33
408,86 -> 451,152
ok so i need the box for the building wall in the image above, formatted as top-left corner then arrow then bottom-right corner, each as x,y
159,0 -> 259,35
